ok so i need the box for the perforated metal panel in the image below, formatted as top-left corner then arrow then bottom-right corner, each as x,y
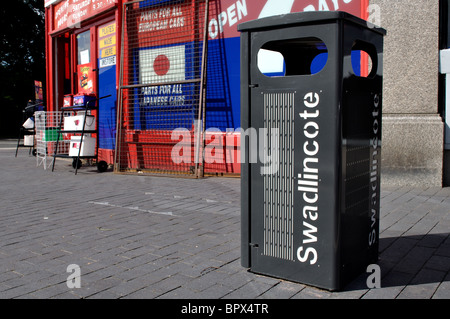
262,92 -> 295,261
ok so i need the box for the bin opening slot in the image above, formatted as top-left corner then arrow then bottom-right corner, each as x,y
257,37 -> 328,77
350,40 -> 377,78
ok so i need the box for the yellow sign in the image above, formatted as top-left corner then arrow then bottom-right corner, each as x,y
99,35 -> 116,49
98,22 -> 116,67
99,23 -> 116,38
101,46 -> 117,58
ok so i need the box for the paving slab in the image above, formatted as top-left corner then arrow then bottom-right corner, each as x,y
1,139 -> 449,302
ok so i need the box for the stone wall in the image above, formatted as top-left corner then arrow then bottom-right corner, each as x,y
369,0 -> 444,186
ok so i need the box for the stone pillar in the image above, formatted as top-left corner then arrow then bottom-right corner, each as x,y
369,0 -> 444,186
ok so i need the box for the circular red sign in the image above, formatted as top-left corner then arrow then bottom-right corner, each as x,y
153,55 -> 170,76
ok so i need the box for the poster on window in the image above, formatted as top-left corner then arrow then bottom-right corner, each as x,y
34,80 -> 43,102
77,64 -> 94,93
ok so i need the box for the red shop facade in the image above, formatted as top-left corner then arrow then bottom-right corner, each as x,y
44,0 -> 368,176
45,0 -> 121,165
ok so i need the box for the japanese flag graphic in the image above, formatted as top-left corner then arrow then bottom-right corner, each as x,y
139,45 -> 186,84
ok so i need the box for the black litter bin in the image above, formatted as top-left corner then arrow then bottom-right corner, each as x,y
239,11 -> 386,291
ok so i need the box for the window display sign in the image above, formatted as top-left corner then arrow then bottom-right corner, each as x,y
77,63 -> 94,93
52,0 -> 117,32
137,1 -> 193,48
98,22 -> 117,68
34,80 -> 44,101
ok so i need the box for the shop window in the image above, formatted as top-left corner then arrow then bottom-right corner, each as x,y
77,30 -> 91,65
76,30 -> 95,93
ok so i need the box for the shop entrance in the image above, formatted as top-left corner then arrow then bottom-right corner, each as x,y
53,33 -> 72,110
52,20 -> 118,165
76,29 -> 95,94
52,27 -> 96,109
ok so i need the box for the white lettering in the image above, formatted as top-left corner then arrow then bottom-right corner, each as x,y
236,0 -> 248,20
208,0 -> 248,39
297,92 -> 321,265
297,246 -> 318,264
208,19 -> 219,39
303,0 -> 353,12
218,12 -> 227,33
304,122 -> 319,139
368,93 -> 380,246
227,4 -> 238,27
181,303 -> 216,316
318,0 -> 330,11
302,221 -> 318,244
303,205 -> 318,221
138,5 -> 185,33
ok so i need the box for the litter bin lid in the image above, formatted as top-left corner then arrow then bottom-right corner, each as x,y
237,11 -> 386,36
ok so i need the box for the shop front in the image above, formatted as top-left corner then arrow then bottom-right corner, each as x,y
45,0 -> 121,165
45,0 -> 367,175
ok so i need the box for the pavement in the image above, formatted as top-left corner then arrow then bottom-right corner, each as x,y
1,139 -> 450,301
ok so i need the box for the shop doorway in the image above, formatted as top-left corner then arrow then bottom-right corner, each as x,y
52,20 -> 118,166
76,29 -> 95,94
53,33 -> 73,110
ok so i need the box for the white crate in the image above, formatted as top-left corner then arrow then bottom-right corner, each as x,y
24,135 -> 34,146
69,136 -> 96,157
64,115 -> 96,131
